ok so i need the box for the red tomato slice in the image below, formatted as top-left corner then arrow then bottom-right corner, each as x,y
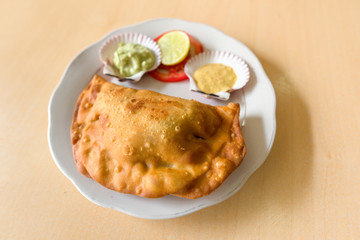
148,31 -> 204,82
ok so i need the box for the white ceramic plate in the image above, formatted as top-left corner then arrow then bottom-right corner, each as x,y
48,18 -> 276,219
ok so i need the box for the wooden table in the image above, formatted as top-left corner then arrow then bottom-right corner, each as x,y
1,0 -> 359,239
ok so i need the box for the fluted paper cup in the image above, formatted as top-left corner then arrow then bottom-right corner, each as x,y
99,32 -> 161,82
185,50 -> 250,100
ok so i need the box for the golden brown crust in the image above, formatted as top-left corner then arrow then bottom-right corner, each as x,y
71,75 -> 246,199
172,105 -> 247,198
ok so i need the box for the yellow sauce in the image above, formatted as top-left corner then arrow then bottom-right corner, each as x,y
193,63 -> 237,94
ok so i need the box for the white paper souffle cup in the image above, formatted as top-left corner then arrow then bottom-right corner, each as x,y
184,50 -> 250,101
99,32 -> 161,82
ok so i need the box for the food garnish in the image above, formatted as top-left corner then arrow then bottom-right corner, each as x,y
148,30 -> 204,82
157,30 -> 190,66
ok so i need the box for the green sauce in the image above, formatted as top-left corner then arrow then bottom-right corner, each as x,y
112,43 -> 155,77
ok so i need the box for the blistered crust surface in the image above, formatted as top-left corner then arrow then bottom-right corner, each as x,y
71,75 -> 246,199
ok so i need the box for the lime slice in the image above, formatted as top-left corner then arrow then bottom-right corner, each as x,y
157,31 -> 190,66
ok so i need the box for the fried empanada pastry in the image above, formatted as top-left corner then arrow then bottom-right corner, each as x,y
71,75 -> 246,199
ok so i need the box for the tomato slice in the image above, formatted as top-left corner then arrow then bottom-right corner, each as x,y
148,31 -> 204,82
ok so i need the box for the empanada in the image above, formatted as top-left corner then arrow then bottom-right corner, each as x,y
71,75 -> 246,199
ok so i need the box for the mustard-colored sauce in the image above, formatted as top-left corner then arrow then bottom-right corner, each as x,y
193,63 -> 237,94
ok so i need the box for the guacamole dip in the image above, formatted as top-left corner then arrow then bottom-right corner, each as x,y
113,43 -> 155,77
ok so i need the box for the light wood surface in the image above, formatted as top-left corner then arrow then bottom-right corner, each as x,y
1,0 -> 359,239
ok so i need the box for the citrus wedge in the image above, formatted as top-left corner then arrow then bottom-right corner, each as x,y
157,31 -> 191,66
